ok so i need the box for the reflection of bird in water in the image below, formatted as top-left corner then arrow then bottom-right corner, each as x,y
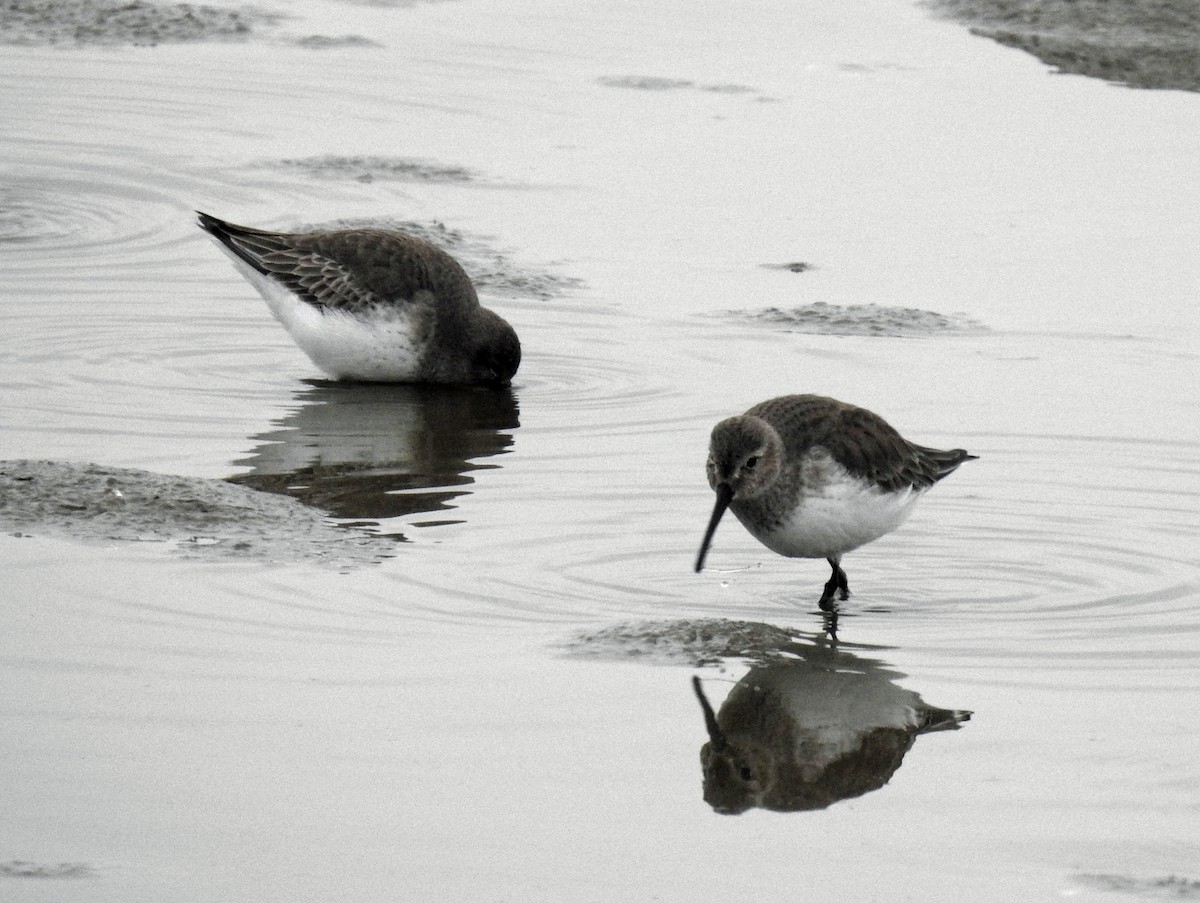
692,640 -> 970,814
228,382 -> 518,526
197,212 -> 521,385
695,394 -> 976,609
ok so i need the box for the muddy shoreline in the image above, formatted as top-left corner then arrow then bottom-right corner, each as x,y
926,0 -> 1200,92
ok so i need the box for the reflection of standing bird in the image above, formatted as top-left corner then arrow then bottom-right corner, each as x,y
693,664 -> 970,814
197,212 -> 521,385
695,394 -> 975,608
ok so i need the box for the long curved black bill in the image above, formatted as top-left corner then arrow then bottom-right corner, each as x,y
691,675 -> 728,753
694,482 -> 733,572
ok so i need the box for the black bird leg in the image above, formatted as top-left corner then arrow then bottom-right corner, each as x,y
819,557 -> 850,610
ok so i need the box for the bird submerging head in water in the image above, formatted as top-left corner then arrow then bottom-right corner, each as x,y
197,212 -> 521,385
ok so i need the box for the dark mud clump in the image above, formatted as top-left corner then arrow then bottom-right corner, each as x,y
563,619 -> 809,666
0,0 -> 276,46
292,33 -> 381,49
275,155 -> 476,184
700,83 -> 759,95
0,860 -> 96,880
925,0 -> 1200,92
1071,873 -> 1200,898
597,75 -> 697,91
597,75 -> 772,100
730,301 -> 985,337
760,261 -> 814,273
0,460 -> 397,567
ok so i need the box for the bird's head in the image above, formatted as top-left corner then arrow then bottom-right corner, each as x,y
705,414 -> 783,500
695,414 -> 783,572
470,309 -> 521,385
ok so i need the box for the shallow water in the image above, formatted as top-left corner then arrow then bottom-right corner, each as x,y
2,0 -> 1199,900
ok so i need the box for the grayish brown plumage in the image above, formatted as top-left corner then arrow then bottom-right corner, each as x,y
696,394 -> 976,608
197,212 -> 520,385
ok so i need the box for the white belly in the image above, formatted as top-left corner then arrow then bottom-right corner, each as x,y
229,257 -> 426,382
745,477 -> 922,560
282,300 -> 425,382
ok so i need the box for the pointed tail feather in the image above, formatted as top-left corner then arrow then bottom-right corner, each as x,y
196,211 -> 286,277
915,445 -> 978,484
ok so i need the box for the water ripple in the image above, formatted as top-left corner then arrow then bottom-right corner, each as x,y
410,427 -> 1200,642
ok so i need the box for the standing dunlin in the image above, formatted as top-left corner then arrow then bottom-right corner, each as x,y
197,212 -> 520,384
694,394 -> 975,609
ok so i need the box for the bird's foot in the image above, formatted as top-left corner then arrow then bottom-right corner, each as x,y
835,568 -> 850,601
823,559 -> 850,604
820,579 -> 849,607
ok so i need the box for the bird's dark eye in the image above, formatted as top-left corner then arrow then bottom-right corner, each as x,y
744,455 -> 759,470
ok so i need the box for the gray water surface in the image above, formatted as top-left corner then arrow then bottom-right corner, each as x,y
2,0 -> 1198,900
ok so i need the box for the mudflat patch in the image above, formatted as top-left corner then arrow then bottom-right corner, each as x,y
292,33 -> 380,49
273,155 -> 476,184
1071,873 -> 1200,899
926,0 -> 1200,92
727,301 -> 985,337
0,0 -> 273,46
597,75 -> 773,100
0,860 -> 96,880
0,460 -> 397,566
760,261 -> 814,273
564,618 -> 810,666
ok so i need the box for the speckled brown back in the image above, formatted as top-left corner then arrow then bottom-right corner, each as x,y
746,394 -> 975,493
204,217 -> 479,315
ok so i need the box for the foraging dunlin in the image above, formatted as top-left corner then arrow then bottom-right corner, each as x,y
198,212 -> 520,384
695,394 -> 975,608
